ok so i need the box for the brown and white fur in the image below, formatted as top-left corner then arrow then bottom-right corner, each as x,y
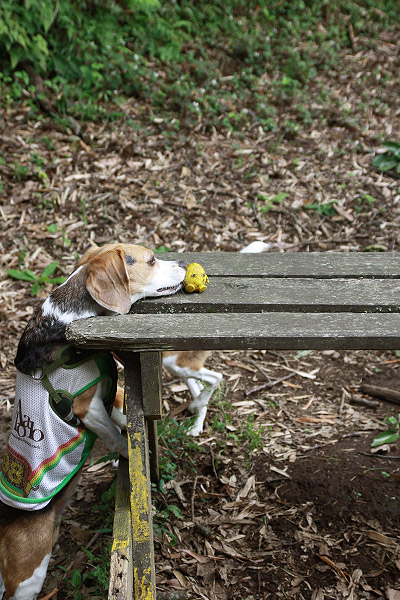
0,243 -> 186,600
0,240 -> 268,599
162,241 -> 269,436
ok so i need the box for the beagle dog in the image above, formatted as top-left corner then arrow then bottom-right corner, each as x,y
0,240 -> 268,599
0,243 -> 186,600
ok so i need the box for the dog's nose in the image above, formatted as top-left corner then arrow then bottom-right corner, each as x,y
178,260 -> 186,269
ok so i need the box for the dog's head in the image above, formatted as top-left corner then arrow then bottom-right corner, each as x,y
77,243 -> 186,314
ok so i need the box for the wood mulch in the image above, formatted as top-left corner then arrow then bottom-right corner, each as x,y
1,28 -> 400,600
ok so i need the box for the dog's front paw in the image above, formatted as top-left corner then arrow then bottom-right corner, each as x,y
113,437 -> 128,460
186,408 -> 207,437
187,423 -> 203,437
111,407 -> 127,430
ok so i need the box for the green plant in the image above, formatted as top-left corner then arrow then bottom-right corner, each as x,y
209,386 -> 265,464
47,223 -> 72,247
154,246 -> 172,253
371,414 -> 400,448
12,162 -> 29,180
154,417 -> 201,546
153,503 -> 183,546
372,141 -> 400,173
12,153 -> 49,183
305,201 -> 337,217
257,192 -> 288,213
1,0 -> 398,133
58,545 -> 111,599
157,416 -> 200,486
56,477 -> 117,597
239,413 -> 265,456
7,262 -> 66,295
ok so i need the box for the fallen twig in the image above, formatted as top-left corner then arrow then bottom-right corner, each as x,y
361,383 -> 400,405
358,451 -> 400,460
246,372 -> 296,396
350,396 -> 379,409
39,590 -> 59,600
191,475 -> 199,522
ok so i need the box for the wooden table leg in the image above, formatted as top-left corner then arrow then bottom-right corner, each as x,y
140,351 -> 162,484
108,458 -> 133,599
122,351 -> 156,600
147,420 -> 160,485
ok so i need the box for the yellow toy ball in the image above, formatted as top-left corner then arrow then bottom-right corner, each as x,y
184,263 -> 209,293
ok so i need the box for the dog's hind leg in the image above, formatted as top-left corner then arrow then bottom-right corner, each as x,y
163,352 -> 223,436
0,475 -> 81,600
185,367 -> 223,435
0,569 -> 5,598
0,507 -> 55,600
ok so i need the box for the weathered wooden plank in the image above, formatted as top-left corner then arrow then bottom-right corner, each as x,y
139,352 -> 162,483
140,351 -> 162,419
161,252 -> 400,278
67,312 -> 400,351
147,420 -> 160,484
130,277 -> 400,314
122,352 -> 156,600
108,459 -> 133,600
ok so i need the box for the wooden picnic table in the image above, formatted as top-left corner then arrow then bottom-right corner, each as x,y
66,251 -> 400,600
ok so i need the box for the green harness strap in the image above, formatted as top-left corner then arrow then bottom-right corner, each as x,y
24,346 -> 116,427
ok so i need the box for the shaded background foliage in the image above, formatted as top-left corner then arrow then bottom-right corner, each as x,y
1,0 -> 399,126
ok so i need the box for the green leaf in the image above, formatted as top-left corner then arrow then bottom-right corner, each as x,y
7,269 -> 37,282
296,350 -> 313,358
48,276 -> 67,285
31,281 -> 41,296
305,201 -> 337,216
383,141 -> 400,154
258,192 -> 287,204
371,431 -> 399,448
167,504 -> 183,519
91,452 -> 119,465
41,261 -> 59,279
372,154 -> 399,171
10,47 -> 24,70
71,570 -> 82,588
384,415 -> 399,430
46,223 -> 59,233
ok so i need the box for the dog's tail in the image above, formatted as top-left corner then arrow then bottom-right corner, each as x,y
240,241 -> 270,253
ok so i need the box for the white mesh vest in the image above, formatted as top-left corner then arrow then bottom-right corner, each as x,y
0,348 -> 116,511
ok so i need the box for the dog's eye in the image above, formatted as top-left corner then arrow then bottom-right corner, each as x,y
147,255 -> 156,266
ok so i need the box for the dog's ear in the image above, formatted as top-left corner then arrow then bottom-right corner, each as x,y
86,247 -> 131,314
76,244 -> 101,267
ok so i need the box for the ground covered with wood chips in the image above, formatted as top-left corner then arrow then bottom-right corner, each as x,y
1,28 -> 400,600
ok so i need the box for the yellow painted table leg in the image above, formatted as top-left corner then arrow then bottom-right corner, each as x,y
108,459 -> 133,599
123,352 -> 156,600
